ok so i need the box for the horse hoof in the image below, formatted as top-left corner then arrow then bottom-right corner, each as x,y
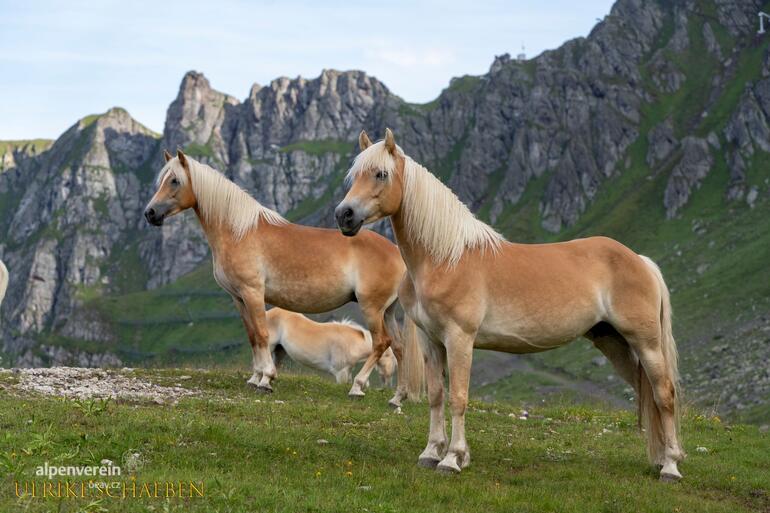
417,457 -> 440,469
659,472 -> 682,483
388,399 -> 402,409
348,385 -> 365,398
256,385 -> 273,394
436,461 -> 461,475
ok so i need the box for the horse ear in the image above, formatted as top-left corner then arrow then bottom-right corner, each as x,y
176,149 -> 189,170
384,128 -> 397,154
359,130 -> 372,151
163,149 -> 173,163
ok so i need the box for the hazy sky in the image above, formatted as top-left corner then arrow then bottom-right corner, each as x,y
0,0 -> 615,140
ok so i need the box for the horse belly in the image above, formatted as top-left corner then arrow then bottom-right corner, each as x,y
474,304 -> 601,354
264,265 -> 354,313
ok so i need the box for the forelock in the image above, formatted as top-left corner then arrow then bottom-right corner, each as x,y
346,140 -> 401,184
155,158 -> 188,187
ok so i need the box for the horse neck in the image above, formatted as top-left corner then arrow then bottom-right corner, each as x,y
192,206 -> 243,259
390,209 -> 432,276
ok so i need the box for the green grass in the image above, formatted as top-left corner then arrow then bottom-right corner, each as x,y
0,139 -> 53,156
0,370 -> 767,513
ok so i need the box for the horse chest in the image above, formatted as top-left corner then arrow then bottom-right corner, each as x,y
213,265 -> 240,298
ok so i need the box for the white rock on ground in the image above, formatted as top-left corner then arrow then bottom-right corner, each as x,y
7,367 -> 198,401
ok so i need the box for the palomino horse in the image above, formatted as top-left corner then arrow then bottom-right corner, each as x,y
266,307 -> 397,386
144,150 -> 421,406
335,129 -> 684,481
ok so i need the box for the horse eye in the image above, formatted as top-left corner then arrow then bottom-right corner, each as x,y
375,170 -> 388,181
170,177 -> 179,186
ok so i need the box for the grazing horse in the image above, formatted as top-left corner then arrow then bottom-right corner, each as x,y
335,129 -> 684,481
266,307 -> 397,386
144,150 -> 421,406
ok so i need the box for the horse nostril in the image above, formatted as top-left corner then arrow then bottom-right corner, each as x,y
146,208 -> 155,218
343,207 -> 353,219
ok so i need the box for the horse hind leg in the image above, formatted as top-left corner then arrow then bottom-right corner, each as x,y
383,303 -> 409,407
613,317 -> 684,481
418,335 -> 447,468
585,322 -> 639,393
335,366 -> 352,384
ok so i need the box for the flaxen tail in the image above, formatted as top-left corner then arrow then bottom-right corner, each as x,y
638,255 -> 683,464
401,316 -> 425,401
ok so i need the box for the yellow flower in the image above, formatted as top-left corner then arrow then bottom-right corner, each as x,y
346,460 -> 353,466
345,471 -> 353,477
315,471 -> 322,478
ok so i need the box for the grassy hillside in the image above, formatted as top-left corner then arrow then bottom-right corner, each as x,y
1,369 -> 768,513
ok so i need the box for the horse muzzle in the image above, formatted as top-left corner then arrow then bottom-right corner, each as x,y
335,204 -> 363,236
144,206 -> 165,226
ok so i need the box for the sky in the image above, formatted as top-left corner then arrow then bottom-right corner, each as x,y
0,0 -> 615,140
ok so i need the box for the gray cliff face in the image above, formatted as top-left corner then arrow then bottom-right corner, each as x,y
664,137 -> 715,217
723,50 -> 770,204
1,108 -> 158,352
1,0 -> 768,365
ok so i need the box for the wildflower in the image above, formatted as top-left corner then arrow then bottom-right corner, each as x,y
346,471 -> 353,477
315,471 -> 322,478
346,460 -> 353,467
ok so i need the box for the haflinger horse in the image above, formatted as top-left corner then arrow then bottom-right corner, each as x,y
265,307 -> 397,386
144,150 -> 422,406
335,129 -> 685,481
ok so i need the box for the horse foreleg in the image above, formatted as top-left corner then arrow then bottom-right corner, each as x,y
235,299 -> 263,387
241,291 -> 276,393
436,328 -> 474,474
418,338 -> 447,468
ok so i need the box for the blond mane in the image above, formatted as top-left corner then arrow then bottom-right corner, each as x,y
157,156 -> 286,239
332,318 -> 373,347
347,141 -> 504,265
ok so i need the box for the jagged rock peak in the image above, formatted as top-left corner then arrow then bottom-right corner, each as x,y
162,70 -> 238,156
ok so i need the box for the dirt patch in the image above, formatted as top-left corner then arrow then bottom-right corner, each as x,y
2,367 -> 198,402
